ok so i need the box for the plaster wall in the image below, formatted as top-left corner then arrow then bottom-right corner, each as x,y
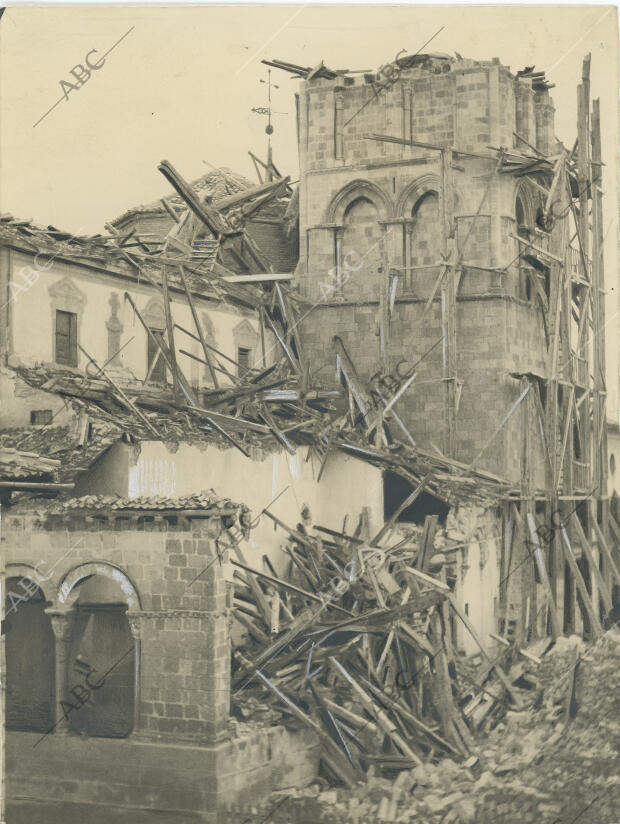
1,249 -> 272,427
80,440 -> 385,579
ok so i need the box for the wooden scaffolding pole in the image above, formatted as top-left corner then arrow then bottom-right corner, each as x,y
590,97 -> 607,501
441,148 -> 457,458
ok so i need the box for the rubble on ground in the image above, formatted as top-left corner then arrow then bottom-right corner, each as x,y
230,505 -> 549,790
256,629 -> 620,823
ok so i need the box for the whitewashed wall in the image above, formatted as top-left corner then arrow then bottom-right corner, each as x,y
447,506 -> 501,656
3,248 -> 271,426
126,441 -> 384,578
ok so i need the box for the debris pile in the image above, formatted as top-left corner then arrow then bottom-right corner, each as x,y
0,420 -> 121,484
0,447 -> 59,481
9,337 -> 513,507
229,507 -> 540,786
8,151 -> 515,509
255,630 -> 620,823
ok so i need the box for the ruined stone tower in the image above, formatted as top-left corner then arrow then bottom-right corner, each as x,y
294,54 -> 560,487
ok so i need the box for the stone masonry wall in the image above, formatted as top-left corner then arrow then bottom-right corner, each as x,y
2,510 -> 231,743
295,54 -> 554,482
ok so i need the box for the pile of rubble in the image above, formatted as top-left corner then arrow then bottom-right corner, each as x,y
230,506 -> 545,790
255,629 -> 620,823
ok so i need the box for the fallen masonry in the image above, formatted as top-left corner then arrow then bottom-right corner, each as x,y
250,631 -> 620,824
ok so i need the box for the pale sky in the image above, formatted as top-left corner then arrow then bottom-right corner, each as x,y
1,4 -> 619,411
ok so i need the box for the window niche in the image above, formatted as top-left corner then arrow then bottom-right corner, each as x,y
143,298 -> 167,384
233,319 -> 258,378
48,277 -> 86,367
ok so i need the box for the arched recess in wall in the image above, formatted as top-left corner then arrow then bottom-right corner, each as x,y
515,180 -> 546,302
325,181 -> 392,298
514,180 -> 538,232
325,179 -> 393,225
396,174 -> 441,217
58,561 -> 141,609
58,562 -> 141,738
4,566 -> 55,732
143,297 -> 166,331
397,175 -> 442,292
5,562 -> 55,605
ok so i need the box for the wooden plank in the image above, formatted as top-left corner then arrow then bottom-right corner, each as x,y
403,566 -> 450,593
262,311 -> 300,373
259,405 -> 296,455
569,512 -> 613,611
258,306 -> 267,368
590,97 -> 607,496
230,559 -> 352,616
592,517 -> 620,587
334,337 -> 370,427
328,656 -> 423,766
158,160 -> 227,238
488,633 -> 541,665
526,513 -> 562,638
448,594 -> 523,706
160,197 -> 181,224
123,292 -> 197,404
177,265 -> 219,387
367,371 -> 417,436
0,481 -> 75,492
370,474 -> 432,546
559,524 -> 603,637
214,177 -> 290,211
321,696 -> 379,736
185,404 -> 270,434
255,671 -> 358,786
203,414 -> 250,458
509,233 -> 564,264
78,343 -> 160,437
263,509 -> 317,550
556,385 -> 575,488
161,265 -> 181,396
429,611 -> 469,755
418,514 -> 440,572
174,322 -> 239,375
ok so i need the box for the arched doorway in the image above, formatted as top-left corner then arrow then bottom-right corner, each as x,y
62,572 -> 137,738
5,577 -> 55,732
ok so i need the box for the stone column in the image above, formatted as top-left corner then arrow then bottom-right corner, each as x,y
126,612 -> 143,734
404,222 -> 413,291
334,226 -> 345,297
46,609 -> 75,733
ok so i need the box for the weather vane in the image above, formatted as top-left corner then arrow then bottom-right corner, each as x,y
251,69 -> 286,179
